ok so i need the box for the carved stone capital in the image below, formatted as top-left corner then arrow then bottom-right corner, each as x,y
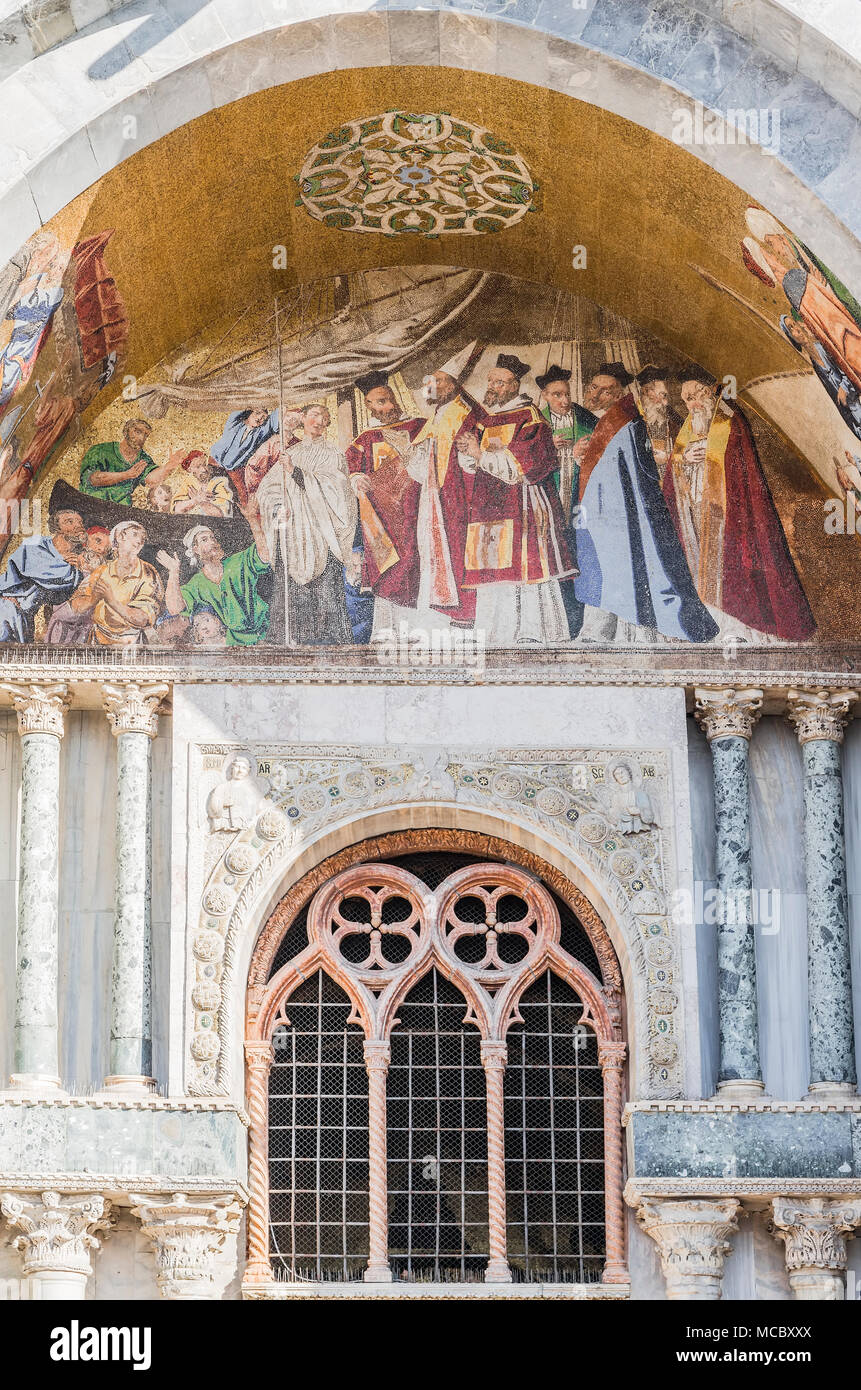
598,1039 -> 627,1072
129,1192 -> 243,1301
363,1040 -> 391,1071
0,683 -> 71,738
102,682 -> 170,739
637,1198 -> 740,1300
694,688 -> 763,742
786,689 -> 858,745
244,1040 -> 274,1074
480,1039 -> 508,1069
769,1196 -> 861,1299
0,1191 -> 114,1277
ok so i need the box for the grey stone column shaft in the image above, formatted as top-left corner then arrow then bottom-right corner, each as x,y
788,689 -> 858,1093
102,683 -> 169,1092
695,689 -> 764,1096
0,684 -> 70,1091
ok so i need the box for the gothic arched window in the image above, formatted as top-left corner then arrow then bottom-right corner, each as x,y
247,850 -> 627,1289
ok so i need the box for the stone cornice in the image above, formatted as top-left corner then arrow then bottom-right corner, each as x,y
625,1179 -> 861,1203
623,1099 -> 861,1122
0,1094 -> 249,1123
241,1280 -> 630,1301
0,1176 -> 249,1202
0,657 -> 860,696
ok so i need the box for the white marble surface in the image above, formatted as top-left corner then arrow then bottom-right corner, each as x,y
171,681 -> 699,1100
0,709 -> 172,1092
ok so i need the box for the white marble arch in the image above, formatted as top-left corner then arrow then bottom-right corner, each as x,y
1,3 -> 860,289
205,796 -> 692,1108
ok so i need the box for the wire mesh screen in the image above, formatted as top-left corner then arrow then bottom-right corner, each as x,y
268,971 -> 369,1281
267,902 -> 310,980
504,970 -> 605,1283
387,969 -> 490,1281
388,851 -> 494,889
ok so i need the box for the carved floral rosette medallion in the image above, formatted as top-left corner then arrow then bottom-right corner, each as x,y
296,111 -> 536,237
187,744 -> 680,1098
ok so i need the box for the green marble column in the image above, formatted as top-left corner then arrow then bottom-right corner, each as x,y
0,684 -> 70,1092
102,682 -> 169,1094
787,689 -> 858,1096
695,688 -> 765,1098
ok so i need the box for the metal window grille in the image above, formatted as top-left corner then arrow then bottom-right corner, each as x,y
387,968 -> 489,1282
268,970 -> 369,1280
504,969 -> 605,1283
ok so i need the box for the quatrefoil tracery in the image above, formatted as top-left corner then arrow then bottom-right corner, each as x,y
306,862 -> 561,1034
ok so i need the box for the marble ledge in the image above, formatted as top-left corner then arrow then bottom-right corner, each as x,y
624,1099 -> 861,1120
0,1093 -> 248,1122
0,1173 -> 248,1201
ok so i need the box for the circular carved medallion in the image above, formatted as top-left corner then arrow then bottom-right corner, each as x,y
297,111 -> 537,237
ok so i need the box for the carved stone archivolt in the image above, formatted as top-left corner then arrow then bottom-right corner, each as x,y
185,744 -> 680,1100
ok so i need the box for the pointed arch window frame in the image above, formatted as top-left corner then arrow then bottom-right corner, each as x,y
245,857 -> 628,1288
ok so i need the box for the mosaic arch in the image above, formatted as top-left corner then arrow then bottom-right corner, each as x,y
0,68 -> 860,657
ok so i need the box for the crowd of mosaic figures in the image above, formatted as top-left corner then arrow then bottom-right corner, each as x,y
0,340 -> 824,649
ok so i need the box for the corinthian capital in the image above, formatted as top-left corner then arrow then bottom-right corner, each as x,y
694,688 -> 763,742
637,1197 -> 740,1300
0,1191 -> 114,1276
102,682 -> 170,738
770,1196 -> 861,1298
0,683 -> 71,738
130,1192 -> 243,1300
786,689 -> 858,745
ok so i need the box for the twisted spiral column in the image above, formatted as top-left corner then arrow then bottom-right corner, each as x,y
598,1038 -> 629,1283
481,1039 -> 511,1283
364,1040 -> 392,1283
244,1040 -> 274,1284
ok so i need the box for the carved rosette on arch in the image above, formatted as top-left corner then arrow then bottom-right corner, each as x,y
693,687 -> 763,742
129,1192 -> 243,1300
0,1191 -> 115,1281
102,681 -> 170,739
637,1198 -> 740,1300
188,744 -> 678,1100
769,1196 -> 861,1300
786,689 -> 858,745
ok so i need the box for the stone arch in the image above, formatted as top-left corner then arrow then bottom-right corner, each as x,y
1,3 -> 860,287
190,797 -> 680,1103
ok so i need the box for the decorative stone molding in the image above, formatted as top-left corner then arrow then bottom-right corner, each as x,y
627,1179 -> 861,1201
769,1197 -> 861,1300
0,1191 -> 114,1291
786,689 -> 858,744
0,683 -> 70,738
693,688 -> 763,742
637,1198 -> 740,1300
102,681 -> 170,739
129,1192 -> 243,1301
190,745 -> 677,1098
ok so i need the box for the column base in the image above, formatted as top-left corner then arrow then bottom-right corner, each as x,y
364,1264 -> 393,1283
808,1081 -> 856,1099
99,1074 -> 157,1096
713,1079 -> 766,1101
6,1073 -> 66,1097
484,1258 -> 512,1283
